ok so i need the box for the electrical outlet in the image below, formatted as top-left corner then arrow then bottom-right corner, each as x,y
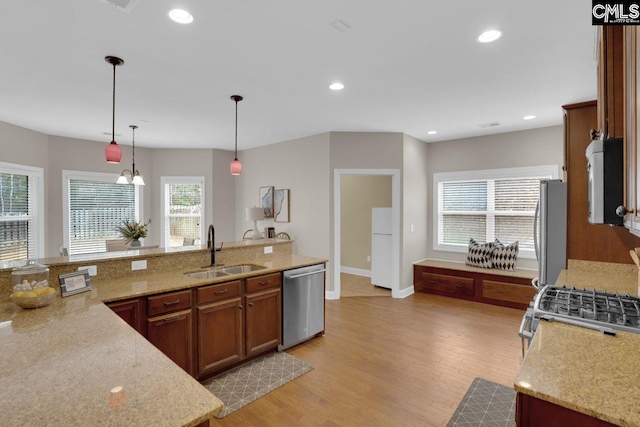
78,265 -> 97,276
131,260 -> 147,271
411,224 -> 414,233
367,256 -> 371,263
264,246 -> 273,254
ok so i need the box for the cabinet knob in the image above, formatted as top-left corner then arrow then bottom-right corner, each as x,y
214,289 -> 228,295
163,300 -> 180,306
238,305 -> 243,310
616,205 -> 634,217
259,280 -> 271,286
249,302 -> 253,307
430,280 -> 438,284
455,284 -> 464,288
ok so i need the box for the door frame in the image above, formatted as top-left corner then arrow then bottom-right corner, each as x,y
331,168 -> 401,299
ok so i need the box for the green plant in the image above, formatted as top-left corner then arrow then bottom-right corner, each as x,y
116,219 -> 151,242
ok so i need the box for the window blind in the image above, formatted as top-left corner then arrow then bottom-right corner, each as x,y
68,178 -> 139,255
0,166 -> 42,261
165,182 -> 203,247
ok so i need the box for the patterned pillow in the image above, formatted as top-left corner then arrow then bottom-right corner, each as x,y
492,239 -> 519,271
465,238 -> 496,268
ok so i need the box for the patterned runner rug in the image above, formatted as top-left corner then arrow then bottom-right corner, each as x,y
447,377 -> 516,427
202,352 -> 314,418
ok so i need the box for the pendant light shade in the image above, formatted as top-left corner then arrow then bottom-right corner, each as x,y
116,125 -> 145,186
104,56 -> 124,164
229,95 -> 243,176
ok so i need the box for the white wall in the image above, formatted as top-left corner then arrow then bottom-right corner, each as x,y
426,125 -> 564,269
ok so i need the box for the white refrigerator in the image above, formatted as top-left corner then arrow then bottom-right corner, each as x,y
371,207 -> 392,289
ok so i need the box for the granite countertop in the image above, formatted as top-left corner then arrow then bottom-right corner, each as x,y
413,258 -> 537,280
514,260 -> 640,426
0,252 -> 326,426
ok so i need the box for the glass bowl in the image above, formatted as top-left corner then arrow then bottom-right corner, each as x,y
11,288 -> 57,309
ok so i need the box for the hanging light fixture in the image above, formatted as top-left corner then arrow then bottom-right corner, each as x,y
104,56 -> 124,164
229,95 -> 244,175
116,125 -> 145,186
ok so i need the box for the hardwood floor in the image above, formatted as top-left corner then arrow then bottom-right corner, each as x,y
210,293 -> 524,427
340,273 -> 391,297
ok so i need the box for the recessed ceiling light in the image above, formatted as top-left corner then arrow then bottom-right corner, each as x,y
523,115 -> 536,120
477,30 -> 502,43
168,9 -> 193,24
427,131 -> 437,135
329,82 -> 344,91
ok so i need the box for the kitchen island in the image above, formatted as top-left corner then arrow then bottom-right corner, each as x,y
514,260 -> 640,426
0,240 -> 326,426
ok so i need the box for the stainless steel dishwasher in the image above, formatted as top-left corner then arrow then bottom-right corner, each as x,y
279,263 -> 326,351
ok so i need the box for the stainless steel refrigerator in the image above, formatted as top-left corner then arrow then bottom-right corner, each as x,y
533,179 -> 567,290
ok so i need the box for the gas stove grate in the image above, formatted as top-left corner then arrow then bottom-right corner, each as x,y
537,286 -> 640,329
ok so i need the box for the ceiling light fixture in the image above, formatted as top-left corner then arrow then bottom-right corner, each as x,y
523,115 -> 536,120
104,56 -> 124,164
116,125 -> 145,186
427,130 -> 438,135
329,82 -> 344,91
168,9 -> 193,24
229,95 -> 244,176
477,30 -> 503,43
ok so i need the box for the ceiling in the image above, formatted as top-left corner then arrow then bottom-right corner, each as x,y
0,0 -> 596,150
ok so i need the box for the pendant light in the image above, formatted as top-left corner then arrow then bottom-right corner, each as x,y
116,125 -> 145,186
229,95 -> 244,175
104,56 -> 124,164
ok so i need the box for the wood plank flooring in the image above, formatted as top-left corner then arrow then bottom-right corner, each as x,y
340,273 -> 391,297
210,293 -> 524,427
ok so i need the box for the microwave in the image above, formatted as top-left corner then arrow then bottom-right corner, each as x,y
585,137 -> 623,225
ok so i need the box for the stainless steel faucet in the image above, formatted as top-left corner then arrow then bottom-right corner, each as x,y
207,225 -> 222,266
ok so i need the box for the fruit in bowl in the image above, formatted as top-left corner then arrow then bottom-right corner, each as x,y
11,280 -> 57,309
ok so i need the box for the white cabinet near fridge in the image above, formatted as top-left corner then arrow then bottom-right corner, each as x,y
371,207 -> 392,289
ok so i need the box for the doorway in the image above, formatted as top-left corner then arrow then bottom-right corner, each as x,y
333,169 -> 401,299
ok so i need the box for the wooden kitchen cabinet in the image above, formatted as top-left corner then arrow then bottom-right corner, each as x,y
516,392 -> 616,427
197,297 -> 244,377
596,26 -> 624,139
106,298 -> 145,336
147,309 -> 194,376
245,287 -> 282,358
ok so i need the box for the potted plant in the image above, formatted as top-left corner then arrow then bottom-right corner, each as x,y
116,219 -> 151,246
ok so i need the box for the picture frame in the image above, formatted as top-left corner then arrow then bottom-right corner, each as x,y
59,270 -> 92,297
259,186 -> 274,218
274,189 -> 290,222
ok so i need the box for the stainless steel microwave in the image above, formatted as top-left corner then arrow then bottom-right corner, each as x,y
585,137 -> 623,225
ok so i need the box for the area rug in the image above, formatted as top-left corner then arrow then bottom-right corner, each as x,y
446,377 -> 516,427
202,352 -> 314,418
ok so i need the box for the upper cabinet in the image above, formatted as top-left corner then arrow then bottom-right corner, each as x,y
597,26 -> 624,138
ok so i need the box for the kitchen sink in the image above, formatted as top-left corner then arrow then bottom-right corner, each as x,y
184,270 -> 230,280
221,265 -> 267,274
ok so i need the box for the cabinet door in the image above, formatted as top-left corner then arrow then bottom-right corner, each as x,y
147,309 -> 193,376
197,297 -> 243,377
107,298 -> 144,336
597,26 -> 624,138
245,288 -> 282,358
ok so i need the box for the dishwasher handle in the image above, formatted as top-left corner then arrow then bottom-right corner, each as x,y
287,269 -> 326,279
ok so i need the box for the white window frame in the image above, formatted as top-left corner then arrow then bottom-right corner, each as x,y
160,176 -> 206,248
63,170 -> 143,253
433,165 -> 559,259
0,161 -> 44,259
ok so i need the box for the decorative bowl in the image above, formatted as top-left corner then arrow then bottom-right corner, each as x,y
10,289 -> 57,309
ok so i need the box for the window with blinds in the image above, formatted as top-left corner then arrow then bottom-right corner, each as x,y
64,171 -> 141,255
0,162 -> 44,261
434,166 -> 557,257
162,177 -> 204,247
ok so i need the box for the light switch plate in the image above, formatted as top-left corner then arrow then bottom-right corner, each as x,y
264,246 -> 273,254
131,260 -> 147,271
78,265 -> 97,276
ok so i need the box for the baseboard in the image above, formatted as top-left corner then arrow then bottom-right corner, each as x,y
325,290 -> 340,300
392,286 -> 414,299
340,266 -> 371,277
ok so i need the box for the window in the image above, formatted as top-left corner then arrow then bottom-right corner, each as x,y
433,165 -> 558,258
161,177 -> 205,247
63,171 -> 142,255
0,162 -> 44,261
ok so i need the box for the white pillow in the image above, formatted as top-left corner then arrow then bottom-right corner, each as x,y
465,238 -> 495,268
492,239 -> 519,271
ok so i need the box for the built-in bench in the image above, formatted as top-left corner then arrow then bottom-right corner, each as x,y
413,259 -> 538,310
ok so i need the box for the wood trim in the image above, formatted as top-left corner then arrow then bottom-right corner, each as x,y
562,100 -> 597,111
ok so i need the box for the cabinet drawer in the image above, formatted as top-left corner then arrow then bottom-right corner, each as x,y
197,280 -> 241,305
147,289 -> 192,317
482,280 -> 536,305
246,273 -> 281,293
421,272 -> 474,296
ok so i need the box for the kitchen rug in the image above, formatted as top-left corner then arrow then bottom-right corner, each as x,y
447,377 -> 516,427
202,352 -> 313,418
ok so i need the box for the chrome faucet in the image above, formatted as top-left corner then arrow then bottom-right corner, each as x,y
207,224 -> 222,266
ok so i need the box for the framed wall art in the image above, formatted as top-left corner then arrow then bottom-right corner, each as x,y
274,189 -> 290,222
259,186 -> 274,218
59,270 -> 92,297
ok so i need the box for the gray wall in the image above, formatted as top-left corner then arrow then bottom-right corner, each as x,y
426,125 -> 564,269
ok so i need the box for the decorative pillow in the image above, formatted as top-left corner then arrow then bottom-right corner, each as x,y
492,239 -> 519,271
465,238 -> 495,268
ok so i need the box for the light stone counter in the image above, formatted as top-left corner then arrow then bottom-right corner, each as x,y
0,250 -> 326,426
514,260 -> 640,426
